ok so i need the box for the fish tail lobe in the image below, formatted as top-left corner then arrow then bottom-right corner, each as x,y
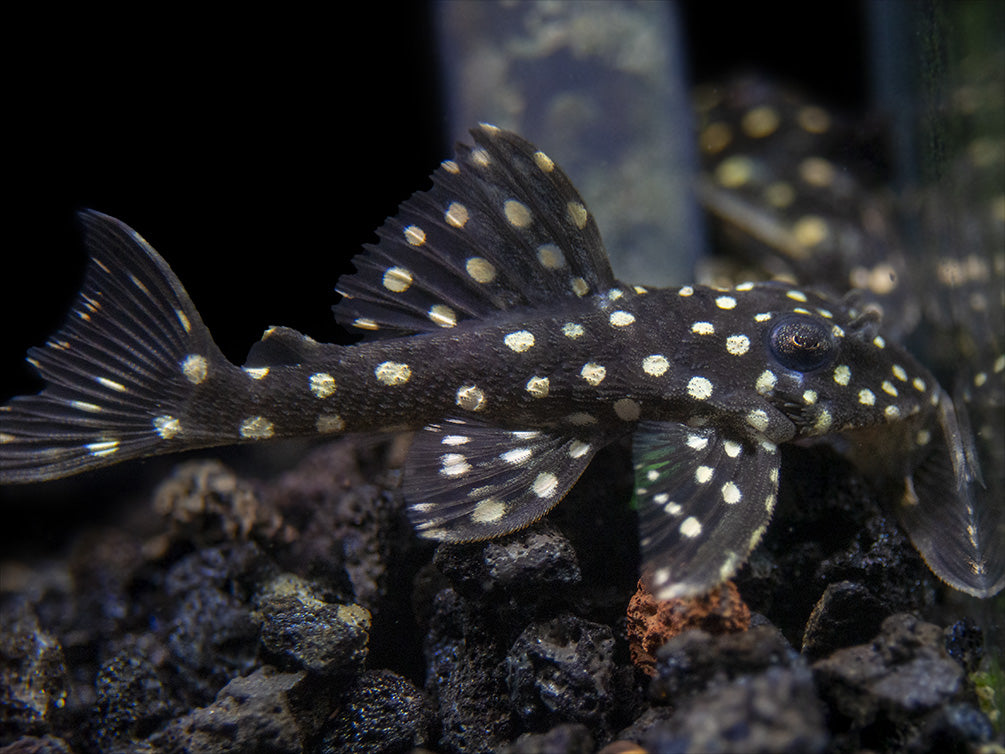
0,210 -> 242,483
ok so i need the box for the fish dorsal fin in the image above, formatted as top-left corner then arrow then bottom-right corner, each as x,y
632,421 -> 781,600
333,124 -> 615,338
244,326 -> 317,368
404,419 -> 620,542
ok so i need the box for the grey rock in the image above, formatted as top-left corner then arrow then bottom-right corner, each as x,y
506,615 -> 615,733
650,624 -> 796,701
642,666 -> 828,754
319,669 -> 435,753
149,666 -> 336,754
812,613 -> 968,741
500,723 -> 595,754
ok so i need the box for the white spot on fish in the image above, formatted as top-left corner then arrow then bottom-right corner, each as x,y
580,362 -> 607,386
428,304 -> 457,328
383,266 -> 413,292
746,409 -> 770,432
309,372 -> 337,399
456,384 -> 486,411
403,225 -> 426,246
181,354 -> 208,385
153,415 -> 182,439
609,310 -> 635,327
533,472 -> 559,498
680,517 -> 702,538
614,398 -> 641,421
562,322 -> 585,339
504,199 -> 532,228
316,414 -> 346,433
642,354 -> 669,377
445,202 -> 469,228
86,440 -> 120,458
537,244 -> 566,269
501,447 -> 532,465
472,499 -> 506,524
687,376 -> 713,400
533,151 -> 554,172
686,433 -> 708,450
466,257 -> 496,283
440,453 -> 471,477
721,481 -> 741,504
526,376 -> 550,398
567,201 -> 589,229
240,416 -> 274,440
726,334 -> 750,355
374,361 -> 412,386
504,330 -> 535,352
755,370 -> 777,395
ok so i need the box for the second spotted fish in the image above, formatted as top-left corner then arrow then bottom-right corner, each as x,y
1,124 -> 1000,599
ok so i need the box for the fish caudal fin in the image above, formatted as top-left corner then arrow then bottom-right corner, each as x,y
0,211 -> 238,483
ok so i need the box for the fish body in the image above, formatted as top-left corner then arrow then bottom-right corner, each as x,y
1,124 -> 1000,599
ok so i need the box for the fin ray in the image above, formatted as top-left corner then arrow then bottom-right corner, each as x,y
0,210 -> 231,482
334,125 -> 615,338
632,421 -> 781,599
404,419 -> 618,542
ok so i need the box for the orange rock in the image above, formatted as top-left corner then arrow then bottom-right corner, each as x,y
626,578 -> 751,676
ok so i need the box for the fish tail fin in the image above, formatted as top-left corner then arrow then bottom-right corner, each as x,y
1,210 -> 243,483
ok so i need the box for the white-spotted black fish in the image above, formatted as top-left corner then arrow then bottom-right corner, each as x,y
1,124 -> 1001,599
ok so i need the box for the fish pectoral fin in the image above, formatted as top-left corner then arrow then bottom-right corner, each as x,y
404,419 -> 619,543
632,420 -> 781,600
895,393 -> 1005,598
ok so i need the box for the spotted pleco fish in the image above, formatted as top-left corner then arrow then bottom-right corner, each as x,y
1,124 -> 1000,599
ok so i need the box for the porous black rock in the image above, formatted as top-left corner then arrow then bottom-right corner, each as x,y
148,666 -> 337,754
943,618 -> 984,674
433,522 -> 581,597
0,602 -> 67,738
424,588 -> 514,754
90,652 -> 173,752
801,580 -> 886,661
318,669 -> 435,753
160,542 -> 269,698
506,615 -> 616,734
255,574 -> 371,677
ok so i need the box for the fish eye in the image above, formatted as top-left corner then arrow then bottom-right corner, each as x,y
768,316 -> 836,372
